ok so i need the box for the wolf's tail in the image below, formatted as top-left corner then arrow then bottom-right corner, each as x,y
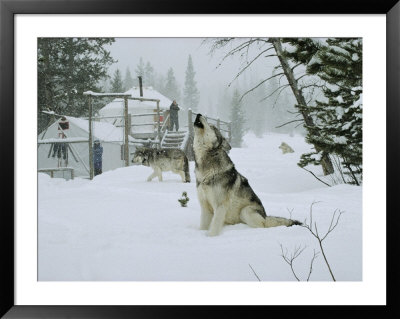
264,216 -> 302,228
184,156 -> 191,183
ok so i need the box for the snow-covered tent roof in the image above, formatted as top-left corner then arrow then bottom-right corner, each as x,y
38,116 -> 136,143
68,116 -> 136,142
99,86 -> 172,116
126,86 -> 173,109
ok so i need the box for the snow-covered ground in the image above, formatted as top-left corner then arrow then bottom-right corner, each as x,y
38,133 -> 362,281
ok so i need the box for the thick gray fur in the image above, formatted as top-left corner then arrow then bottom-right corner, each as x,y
193,114 -> 301,236
132,147 -> 190,183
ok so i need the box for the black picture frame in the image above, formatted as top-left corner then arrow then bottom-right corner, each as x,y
1,0 -> 398,317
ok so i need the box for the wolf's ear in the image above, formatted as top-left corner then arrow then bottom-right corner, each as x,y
212,125 -> 231,151
222,137 -> 231,152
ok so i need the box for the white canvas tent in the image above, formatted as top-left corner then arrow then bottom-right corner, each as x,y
38,116 -> 136,178
98,87 -> 173,138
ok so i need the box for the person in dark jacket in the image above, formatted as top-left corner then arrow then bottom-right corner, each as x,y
93,140 -> 103,176
169,100 -> 180,132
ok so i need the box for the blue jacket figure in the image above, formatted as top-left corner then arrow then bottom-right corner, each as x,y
169,100 -> 180,132
93,140 -> 103,176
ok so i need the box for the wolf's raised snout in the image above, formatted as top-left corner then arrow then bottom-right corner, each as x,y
194,113 -> 204,128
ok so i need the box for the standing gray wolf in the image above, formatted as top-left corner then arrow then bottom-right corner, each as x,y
132,147 -> 190,183
193,114 -> 301,236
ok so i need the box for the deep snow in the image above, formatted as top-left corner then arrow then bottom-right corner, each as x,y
38,133 -> 362,281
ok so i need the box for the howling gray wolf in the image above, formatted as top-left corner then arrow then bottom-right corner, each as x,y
132,147 -> 190,183
193,114 -> 301,236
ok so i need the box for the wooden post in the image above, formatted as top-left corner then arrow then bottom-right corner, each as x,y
187,108 -> 194,161
88,95 -> 94,180
228,122 -> 232,143
127,113 -> 132,135
124,96 -> 130,166
156,100 -> 161,148
188,109 -> 193,138
217,118 -> 221,131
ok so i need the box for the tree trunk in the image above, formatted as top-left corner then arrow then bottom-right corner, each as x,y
269,38 -> 334,175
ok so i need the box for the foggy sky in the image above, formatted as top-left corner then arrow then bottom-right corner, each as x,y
106,38 -> 280,108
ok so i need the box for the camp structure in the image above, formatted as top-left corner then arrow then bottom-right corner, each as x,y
38,116 -> 137,179
98,86 -> 173,139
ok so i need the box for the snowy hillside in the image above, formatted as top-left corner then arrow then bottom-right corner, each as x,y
38,133 -> 362,281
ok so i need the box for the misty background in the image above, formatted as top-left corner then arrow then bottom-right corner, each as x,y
38,37 -> 362,185
102,37 -> 300,137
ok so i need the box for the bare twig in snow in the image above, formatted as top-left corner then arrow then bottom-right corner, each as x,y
301,203 -> 344,281
286,208 -> 294,219
249,264 -> 261,281
279,244 -> 306,281
279,243 -> 320,282
306,249 -> 320,281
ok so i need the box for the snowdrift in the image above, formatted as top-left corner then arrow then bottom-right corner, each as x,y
38,133 -> 362,281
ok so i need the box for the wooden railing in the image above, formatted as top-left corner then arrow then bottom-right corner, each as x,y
160,112 -> 170,135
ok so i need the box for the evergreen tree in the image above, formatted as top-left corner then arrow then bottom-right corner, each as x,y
145,62 -> 155,87
164,67 -> 181,101
154,73 -> 166,96
111,68 -> 124,93
230,89 -> 246,147
216,86 -> 231,122
183,55 -> 200,111
298,38 -> 363,185
135,57 -> 145,81
38,37 -> 115,131
123,67 -> 134,91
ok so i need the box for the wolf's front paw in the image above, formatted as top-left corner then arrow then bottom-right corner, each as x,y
206,230 -> 220,237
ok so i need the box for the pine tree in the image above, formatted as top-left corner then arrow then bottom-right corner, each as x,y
154,73 -> 166,96
279,38 -> 363,183
216,86 -> 231,121
230,89 -> 246,147
38,37 -> 115,131
135,57 -> 145,82
183,55 -> 200,111
298,38 -> 362,185
123,67 -> 134,91
164,67 -> 181,101
111,69 -> 124,93
144,62 -> 155,87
